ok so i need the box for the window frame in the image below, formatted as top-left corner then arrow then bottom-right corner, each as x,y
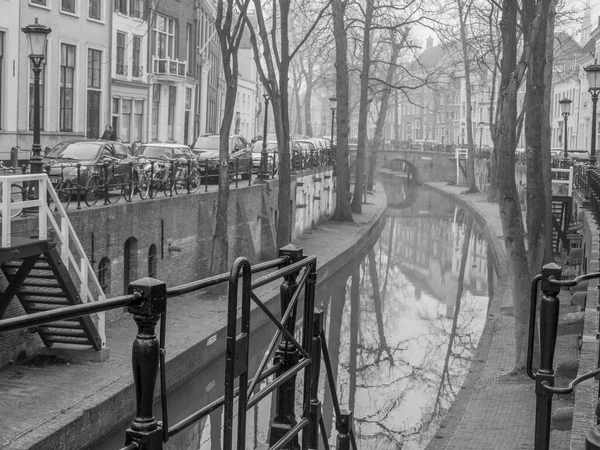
86,48 -> 102,139
88,0 -> 102,21
116,31 -> 126,76
59,43 -> 76,132
61,0 -> 77,15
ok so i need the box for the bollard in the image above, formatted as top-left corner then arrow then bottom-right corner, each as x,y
103,161 -> 110,205
268,244 -> 304,449
124,277 -> 166,450
336,410 -> 353,450
534,262 -> 562,450
204,159 -> 209,192
10,147 -> 19,168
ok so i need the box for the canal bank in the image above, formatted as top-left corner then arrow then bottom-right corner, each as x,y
0,187 -> 387,450
423,180 -> 579,450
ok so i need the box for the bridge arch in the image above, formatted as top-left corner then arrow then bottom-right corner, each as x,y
387,158 -> 420,182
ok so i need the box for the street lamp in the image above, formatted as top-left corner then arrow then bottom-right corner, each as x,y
584,60 -> 600,165
559,98 -> 572,158
260,94 -> 270,182
478,121 -> 485,155
22,18 -> 52,175
329,96 -> 337,146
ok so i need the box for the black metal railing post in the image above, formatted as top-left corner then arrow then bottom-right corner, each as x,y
76,163 -> 82,209
124,277 -> 167,450
533,262 -> 562,450
204,159 -> 209,192
336,411 -> 353,450
103,161 -> 110,205
306,309 -> 323,450
268,244 -> 304,449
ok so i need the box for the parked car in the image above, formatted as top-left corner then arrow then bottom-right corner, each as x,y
43,139 -> 132,189
567,149 -> 591,162
191,134 -> 252,180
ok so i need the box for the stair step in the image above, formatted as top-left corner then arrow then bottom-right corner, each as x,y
21,280 -> 62,288
45,337 -> 92,346
19,289 -> 68,298
21,298 -> 70,306
38,328 -> 87,338
19,273 -> 57,280
43,321 -> 83,329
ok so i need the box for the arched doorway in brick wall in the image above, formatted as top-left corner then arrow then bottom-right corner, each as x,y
123,237 -> 139,294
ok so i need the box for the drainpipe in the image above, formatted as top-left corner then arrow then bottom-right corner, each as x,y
107,2 -> 113,133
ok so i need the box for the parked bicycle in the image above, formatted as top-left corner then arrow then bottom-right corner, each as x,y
84,157 -> 128,207
0,162 -> 26,218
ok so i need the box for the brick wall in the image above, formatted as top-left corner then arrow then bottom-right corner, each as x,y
0,168 -> 334,366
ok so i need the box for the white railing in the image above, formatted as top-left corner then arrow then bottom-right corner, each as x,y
152,56 -> 187,78
0,174 -> 106,348
551,166 -> 573,197
455,147 -> 468,185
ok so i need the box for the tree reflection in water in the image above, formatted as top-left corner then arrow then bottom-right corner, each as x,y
323,201 -> 496,449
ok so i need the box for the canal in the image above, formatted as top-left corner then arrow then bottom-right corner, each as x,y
95,180 -> 497,450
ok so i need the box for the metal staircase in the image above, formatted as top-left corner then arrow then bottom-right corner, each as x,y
0,173 -> 106,350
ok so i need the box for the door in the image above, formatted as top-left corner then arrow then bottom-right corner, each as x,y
87,90 -> 101,139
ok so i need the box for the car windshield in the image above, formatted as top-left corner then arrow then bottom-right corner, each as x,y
194,136 -> 220,151
46,142 -> 102,160
136,146 -> 177,159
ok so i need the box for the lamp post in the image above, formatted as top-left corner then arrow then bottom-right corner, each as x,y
260,94 -> 270,182
329,96 -> 337,147
22,18 -> 51,175
478,121 -> 485,155
559,98 -> 572,158
584,60 -> 600,165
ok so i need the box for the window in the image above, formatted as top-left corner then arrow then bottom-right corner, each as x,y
89,0 -> 101,20
31,0 -> 47,4
112,97 -> 120,134
194,73 -> 201,138
129,0 -> 144,18
115,0 -> 127,14
153,14 -> 176,60
61,0 -> 76,13
132,36 -> 141,77
148,245 -> 157,278
60,43 -> 76,132
116,32 -> 126,75
168,86 -> 176,140
87,49 -> 102,139
122,99 -> 132,142
29,61 -> 45,132
133,100 -> 143,142
152,84 -> 160,139
186,23 -> 193,72
98,257 -> 111,294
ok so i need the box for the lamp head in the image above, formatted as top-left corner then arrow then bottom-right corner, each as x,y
559,98 -> 572,116
22,18 -> 52,58
584,60 -> 600,91
329,96 -> 337,110
263,93 -> 269,103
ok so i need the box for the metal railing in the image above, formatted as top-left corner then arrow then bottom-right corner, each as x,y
152,56 -> 187,78
528,264 -> 600,449
0,244 -> 357,450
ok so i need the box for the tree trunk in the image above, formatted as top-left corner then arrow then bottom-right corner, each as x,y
303,63 -> 314,137
332,0 -> 353,221
351,0 -> 374,213
496,0 -> 532,371
487,7 -> 499,202
524,0 -> 551,277
457,0 -> 477,193
542,0 -> 556,264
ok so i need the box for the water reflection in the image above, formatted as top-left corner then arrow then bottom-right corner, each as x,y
323,189 -> 496,449
95,181 -> 497,450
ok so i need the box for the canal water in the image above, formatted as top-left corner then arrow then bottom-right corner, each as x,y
95,179 -> 497,450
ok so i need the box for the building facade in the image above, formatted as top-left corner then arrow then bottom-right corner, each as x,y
0,0 -> 20,155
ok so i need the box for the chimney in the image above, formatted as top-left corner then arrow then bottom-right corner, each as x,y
426,36 -> 434,49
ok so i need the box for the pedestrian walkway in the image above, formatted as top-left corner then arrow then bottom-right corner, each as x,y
426,181 -> 579,450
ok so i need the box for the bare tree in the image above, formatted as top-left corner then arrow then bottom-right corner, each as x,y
210,0 -> 251,275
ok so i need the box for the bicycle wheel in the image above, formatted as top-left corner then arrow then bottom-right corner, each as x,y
162,174 -> 173,196
85,175 -> 102,207
188,169 -> 201,193
173,168 -> 186,195
137,171 -> 150,200
109,175 -> 124,204
9,184 -> 24,218
57,180 -> 72,210
122,174 -> 133,202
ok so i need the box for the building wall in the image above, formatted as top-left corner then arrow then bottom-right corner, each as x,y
18,0 -> 111,151
0,0 -> 21,157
